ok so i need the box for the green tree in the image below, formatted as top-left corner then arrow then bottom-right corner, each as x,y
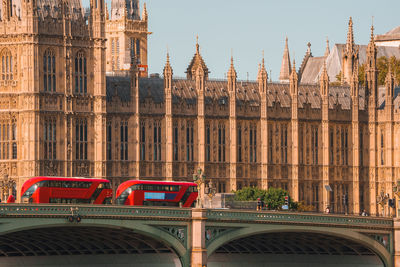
333,56 -> 400,86
234,187 -> 297,211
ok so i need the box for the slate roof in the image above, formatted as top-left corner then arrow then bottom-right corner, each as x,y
105,71 -> 400,112
375,26 -> 400,42
300,57 -> 325,84
301,43 -> 400,84
0,0 -> 86,21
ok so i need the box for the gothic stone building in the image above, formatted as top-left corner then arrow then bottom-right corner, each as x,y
0,0 -> 398,217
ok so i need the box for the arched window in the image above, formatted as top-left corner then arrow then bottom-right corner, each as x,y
43,50 -> 56,92
1,49 -> 13,81
75,119 -> 88,160
75,51 -> 87,94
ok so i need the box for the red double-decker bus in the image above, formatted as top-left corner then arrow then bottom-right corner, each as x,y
21,177 -> 112,204
115,180 -> 198,207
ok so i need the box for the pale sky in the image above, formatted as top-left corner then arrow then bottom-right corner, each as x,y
92,0 -> 400,81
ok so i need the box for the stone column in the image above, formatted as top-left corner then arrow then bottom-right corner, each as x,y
195,66 -> 205,172
258,58 -> 269,190
289,61 -> 299,201
227,57 -> 237,192
191,209 -> 207,267
351,71 -> 360,215
320,63 -> 330,212
164,54 -> 173,181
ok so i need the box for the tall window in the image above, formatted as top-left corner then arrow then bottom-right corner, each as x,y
381,130 -> 384,166
130,38 -> 141,62
268,125 -> 273,163
206,124 -> 210,162
341,128 -> 345,165
153,121 -> 162,161
136,39 -> 141,60
280,125 -> 287,164
360,129 -> 363,166
140,122 -> 146,160
107,122 -> 112,160
0,123 -> 9,160
120,121 -> 128,161
75,52 -> 87,94
329,129 -> 334,165
44,119 -> 56,160
116,38 -> 120,70
237,125 -> 242,162
249,124 -> 257,163
299,125 -> 304,164
218,124 -> 226,162
11,122 -> 16,159
1,49 -> 13,81
43,50 -> 56,92
111,38 -> 115,70
75,119 -> 88,160
186,122 -> 194,161
345,128 -> 348,165
312,126 -> 318,164
173,123 -> 179,161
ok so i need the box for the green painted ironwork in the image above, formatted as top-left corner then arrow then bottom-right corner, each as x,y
0,204 -> 192,219
205,227 -> 238,246
206,210 -> 393,228
365,233 -> 391,251
155,226 -> 187,247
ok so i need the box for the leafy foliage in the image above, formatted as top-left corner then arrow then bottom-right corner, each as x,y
234,187 -> 298,211
335,56 -> 400,86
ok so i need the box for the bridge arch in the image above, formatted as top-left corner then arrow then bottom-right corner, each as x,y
0,217 -> 189,266
207,224 -> 391,267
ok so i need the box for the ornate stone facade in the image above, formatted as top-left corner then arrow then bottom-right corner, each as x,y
0,2 -> 397,217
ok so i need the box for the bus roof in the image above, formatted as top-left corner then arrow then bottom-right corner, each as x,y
21,177 -> 110,195
116,180 -> 197,195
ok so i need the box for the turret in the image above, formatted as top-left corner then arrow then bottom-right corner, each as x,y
341,17 -> 359,85
257,55 -> 268,94
366,24 -> 378,105
279,37 -> 291,83
289,59 -> 298,95
320,62 -> 329,97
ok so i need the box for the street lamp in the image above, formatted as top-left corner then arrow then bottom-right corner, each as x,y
0,174 -> 16,202
205,180 -> 217,208
193,168 -> 206,208
377,191 -> 390,217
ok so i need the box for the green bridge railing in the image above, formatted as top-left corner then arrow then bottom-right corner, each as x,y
0,204 -> 192,220
206,209 -> 394,228
0,205 -> 394,229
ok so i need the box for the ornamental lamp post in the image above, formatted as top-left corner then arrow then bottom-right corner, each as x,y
0,174 -> 16,203
193,168 -> 206,208
377,191 -> 390,217
205,180 -> 217,208
393,181 -> 400,217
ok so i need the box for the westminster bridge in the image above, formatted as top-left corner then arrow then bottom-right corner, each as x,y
0,205 -> 398,267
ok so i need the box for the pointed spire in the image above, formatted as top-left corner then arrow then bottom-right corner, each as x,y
320,61 -> 329,84
186,36 -> 209,80
105,3 -> 109,20
257,51 -> 268,93
196,35 -> 200,54
306,42 -> 311,55
142,3 -> 148,21
385,64 -> 394,95
290,58 -> 298,82
324,38 -> 330,58
279,37 -> 292,83
163,50 -> 173,76
346,17 -> 355,53
227,54 -> 237,79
